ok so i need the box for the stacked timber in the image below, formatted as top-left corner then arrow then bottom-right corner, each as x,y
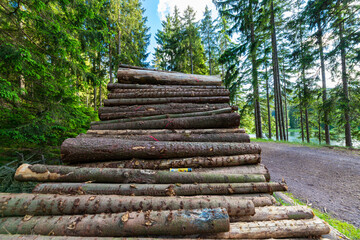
0,65 -> 330,239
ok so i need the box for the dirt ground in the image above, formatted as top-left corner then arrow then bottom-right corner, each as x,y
257,141 -> 360,228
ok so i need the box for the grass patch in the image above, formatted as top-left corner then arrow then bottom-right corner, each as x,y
275,192 -> 360,239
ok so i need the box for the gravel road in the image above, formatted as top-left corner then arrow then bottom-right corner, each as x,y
258,141 -> 360,228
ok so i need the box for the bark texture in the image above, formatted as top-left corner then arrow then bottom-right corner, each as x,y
0,208 -> 230,237
205,218 -> 330,239
61,138 -> 260,163
15,164 -> 265,183
73,154 -> 261,169
86,129 -> 246,135
104,96 -> 230,106
90,113 -> 240,130
117,67 -> 221,86
32,182 -> 287,196
107,83 -> 225,90
0,193 -> 254,217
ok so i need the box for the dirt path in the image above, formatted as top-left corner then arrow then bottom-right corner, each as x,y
257,141 -> 360,228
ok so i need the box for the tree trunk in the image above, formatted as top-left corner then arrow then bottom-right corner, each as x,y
99,83 -> 102,107
117,68 -> 221,86
61,138 -> 260,163
339,19 -> 352,147
90,113 -> 240,130
15,164 -> 265,184
99,105 -> 235,120
73,154 -> 260,170
86,128 -> 246,135
231,206 -> 314,222
108,90 -> 229,99
0,209 -> 229,237
317,16 -> 330,145
0,193 -> 254,217
104,96 -> 230,106
265,63 -> 272,139
108,83 -> 225,90
305,108 -> 310,143
32,182 -> 287,196
99,103 -> 230,114
109,43 -> 113,84
205,218 -> 330,239
318,114 -> 321,144
93,86 -> 97,111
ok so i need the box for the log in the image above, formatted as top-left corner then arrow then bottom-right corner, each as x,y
108,89 -> 229,99
111,88 -> 228,93
194,164 -> 270,181
90,113 -> 240,130
32,182 -> 288,196
104,96 -> 230,106
0,208 -> 230,237
61,138 -> 260,163
15,164 -> 266,183
86,129 -> 246,135
73,154 -> 261,169
0,193 -> 254,217
108,82 -> 225,90
92,108 -> 234,126
117,67 -> 222,86
98,103 -> 231,114
204,218 -> 330,239
231,206 -> 314,222
79,132 -> 250,143
99,105 -> 237,121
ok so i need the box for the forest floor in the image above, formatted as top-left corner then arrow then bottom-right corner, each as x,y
256,141 -> 360,228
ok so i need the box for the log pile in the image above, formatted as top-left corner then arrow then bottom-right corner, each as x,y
0,65 -> 330,238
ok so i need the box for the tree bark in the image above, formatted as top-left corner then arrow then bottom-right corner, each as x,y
108,90 -> 229,99
89,113 -> 240,130
93,86 -> 97,111
117,68 -> 221,86
73,154 -> 260,170
92,108 -> 234,126
265,63 -> 272,139
86,128 -> 246,135
108,83 -> 225,90
305,108 -> 310,143
231,206 -> 314,222
0,193 -> 254,217
32,182 -> 287,196
15,164 -> 265,184
104,96 -> 230,106
204,218 -> 330,239
0,208 -> 230,237
98,103 -> 230,114
61,138 -> 260,163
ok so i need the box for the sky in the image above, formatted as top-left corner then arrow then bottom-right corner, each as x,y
142,0 -> 218,65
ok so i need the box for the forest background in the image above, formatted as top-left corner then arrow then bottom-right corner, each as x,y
1,0 -> 360,152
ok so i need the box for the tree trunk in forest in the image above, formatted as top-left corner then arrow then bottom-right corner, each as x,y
104,96 -> 230,106
283,72 -> 288,141
90,113 -> 240,130
109,43 -> 113,84
205,218 -> 330,239
117,68 -> 221,86
0,209 -> 230,237
107,90 -> 229,99
108,83 -> 225,90
93,86 -> 97,111
15,164 -> 265,183
99,83 -> 102,107
74,154 -> 260,170
61,138 -> 260,163
318,114 -> 321,144
305,108 -> 310,143
0,193 -> 254,217
265,63 -> 272,139
32,182 -> 287,196
300,100 -> 304,142
339,19 -> 352,147
317,16 -> 330,145
87,128 -> 246,135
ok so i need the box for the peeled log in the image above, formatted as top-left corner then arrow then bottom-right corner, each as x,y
117,67 -> 222,86
90,113 -> 240,130
32,182 -> 288,196
92,108 -> 234,126
104,96 -> 230,106
99,106 -> 237,121
108,89 -> 229,98
98,103 -> 230,114
204,218 -> 330,239
61,138 -> 260,163
73,154 -> 261,169
108,82 -> 225,90
231,206 -> 314,222
79,132 -> 250,143
0,193 -> 254,217
0,208 -> 229,237
15,164 -> 265,183
86,129 -> 246,135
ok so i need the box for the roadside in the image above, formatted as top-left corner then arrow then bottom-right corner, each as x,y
254,141 -> 360,229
